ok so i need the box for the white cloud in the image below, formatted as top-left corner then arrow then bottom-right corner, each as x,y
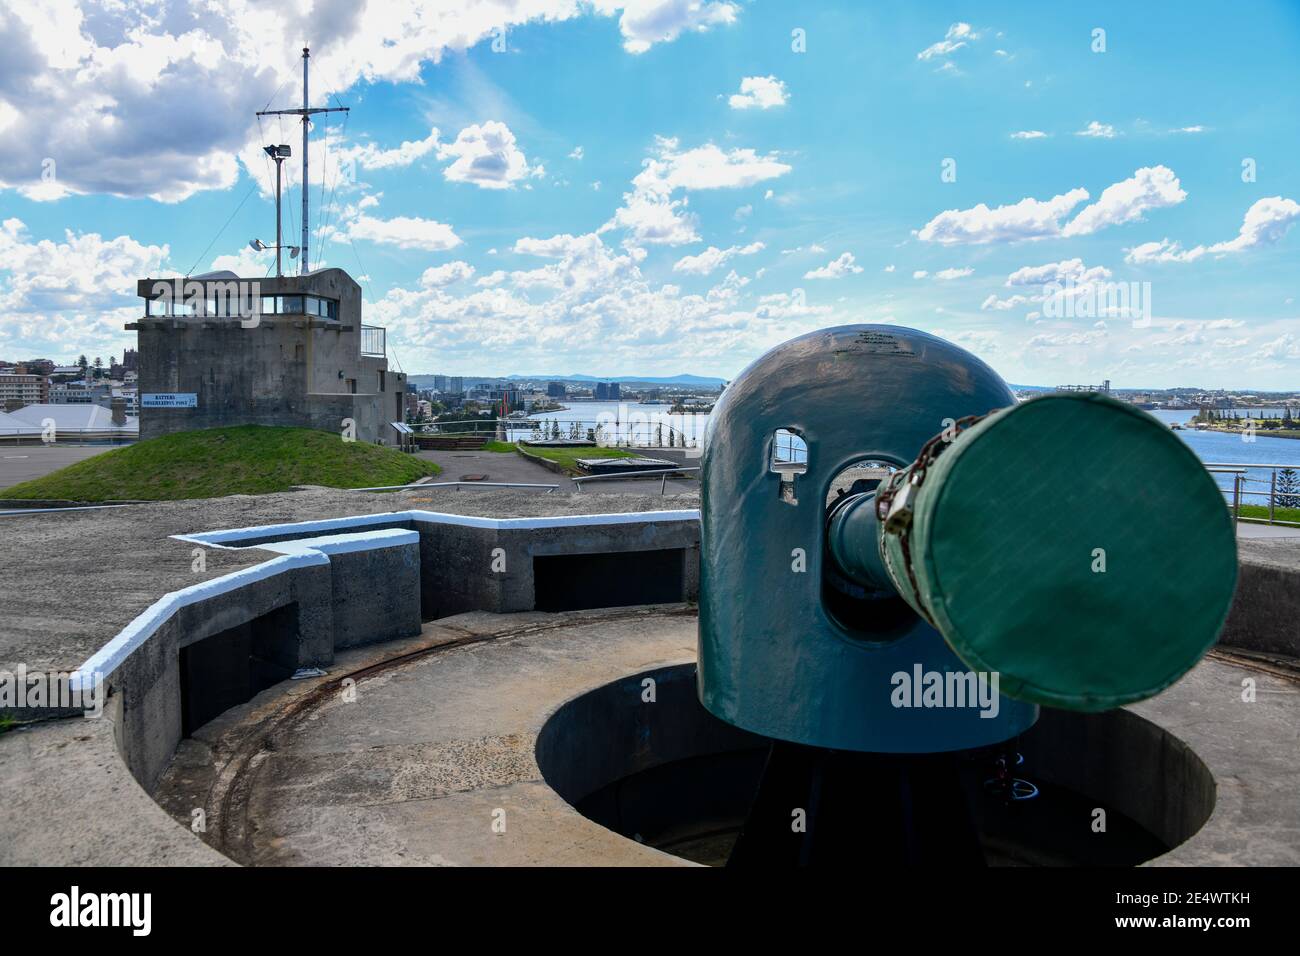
919,167 -> 1185,246
883,264 -> 895,272
0,1 -> 731,203
982,258 -> 1113,312
595,0 -> 739,54
631,137 -> 792,196
1256,334 -> 1300,361
569,146 -> 584,160
346,214 -> 462,251
364,226 -> 833,374
917,22 -> 978,61
805,252 -> 863,280
0,217 -> 168,357
419,261 -> 475,287
602,192 -> 698,245
604,137 -> 789,246
1172,126 -> 1206,134
1005,258 -> 1111,287
1010,130 -> 1048,139
728,75 -> 788,109
918,189 -> 1089,245
348,128 -> 442,171
1075,121 -> 1118,138
1125,196 -> 1300,264
755,291 -> 833,320
933,267 -> 974,280
1061,166 -> 1186,237
673,241 -> 764,275
437,121 -> 540,190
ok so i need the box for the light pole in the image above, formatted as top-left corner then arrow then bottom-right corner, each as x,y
263,144 -> 292,277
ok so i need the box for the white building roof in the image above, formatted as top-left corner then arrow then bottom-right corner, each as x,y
2,404 -> 138,433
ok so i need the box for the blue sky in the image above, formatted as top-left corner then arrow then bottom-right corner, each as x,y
1,1 -> 1298,388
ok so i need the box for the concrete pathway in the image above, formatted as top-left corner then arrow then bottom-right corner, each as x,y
1236,520 -> 1300,538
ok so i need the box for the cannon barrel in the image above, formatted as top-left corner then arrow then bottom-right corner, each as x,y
828,391 -> 1238,712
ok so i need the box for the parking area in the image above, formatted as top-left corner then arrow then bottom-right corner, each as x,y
0,444 -> 123,491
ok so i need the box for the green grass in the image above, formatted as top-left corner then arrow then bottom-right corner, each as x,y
1,425 -> 440,502
1238,503 -> 1300,524
0,715 -> 14,735
512,441 -> 637,474
482,440 -> 517,453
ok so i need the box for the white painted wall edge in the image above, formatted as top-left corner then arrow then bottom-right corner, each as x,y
174,509 -> 701,548
70,527 -> 420,691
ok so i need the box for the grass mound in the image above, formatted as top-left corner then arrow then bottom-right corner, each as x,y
2,425 -> 439,502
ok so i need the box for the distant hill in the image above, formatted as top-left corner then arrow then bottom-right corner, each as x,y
0,425 -> 438,502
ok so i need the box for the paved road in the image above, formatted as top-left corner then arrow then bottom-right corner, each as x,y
1237,521 -> 1300,538
0,444 -> 121,491
414,446 -> 700,498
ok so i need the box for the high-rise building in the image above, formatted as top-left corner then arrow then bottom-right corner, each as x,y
0,374 -> 49,410
547,381 -> 566,397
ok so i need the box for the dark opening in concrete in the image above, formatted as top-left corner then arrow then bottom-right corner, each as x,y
537,664 -> 1216,867
178,603 -> 300,736
533,549 -> 685,611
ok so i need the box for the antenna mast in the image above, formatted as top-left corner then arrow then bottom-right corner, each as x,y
256,47 -> 348,275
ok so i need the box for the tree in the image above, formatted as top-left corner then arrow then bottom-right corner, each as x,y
1277,468 -> 1300,510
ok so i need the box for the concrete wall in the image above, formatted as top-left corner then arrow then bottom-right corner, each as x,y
92,529 -> 422,790
410,513 -> 701,620
1218,558 -> 1300,659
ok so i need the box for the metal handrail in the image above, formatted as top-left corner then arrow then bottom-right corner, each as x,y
1202,462 -> 1300,527
350,480 -> 559,493
573,466 -> 699,495
411,416 -> 700,447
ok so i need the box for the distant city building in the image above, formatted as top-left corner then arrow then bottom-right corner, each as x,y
1055,380 -> 1110,394
449,376 -> 465,395
50,382 -> 109,405
547,381 -> 567,398
0,373 -> 49,410
594,381 -> 620,400
433,374 -> 448,392
123,348 -> 139,372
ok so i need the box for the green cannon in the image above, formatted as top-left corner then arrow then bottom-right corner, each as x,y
698,324 -> 1238,864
